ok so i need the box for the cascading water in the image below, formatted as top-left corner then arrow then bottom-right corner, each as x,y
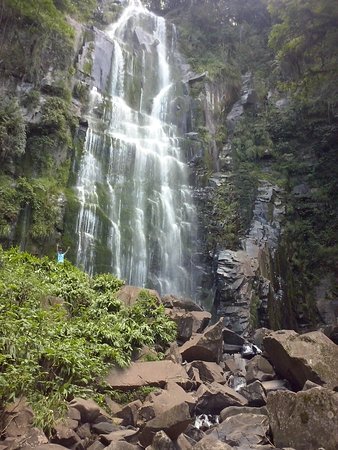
74,0 -> 197,296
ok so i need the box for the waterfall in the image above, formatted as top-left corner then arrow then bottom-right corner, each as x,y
74,0 -> 197,296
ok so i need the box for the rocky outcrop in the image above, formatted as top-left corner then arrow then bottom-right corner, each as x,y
0,294 -> 335,450
267,387 -> 338,450
214,181 -> 285,336
105,360 -> 190,390
179,319 -> 223,363
263,330 -> 338,390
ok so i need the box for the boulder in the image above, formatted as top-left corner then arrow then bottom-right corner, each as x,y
164,342 -> 183,364
116,286 -> 160,307
17,428 -> 49,449
208,413 -> 269,448
105,360 -> 190,390
261,379 -> 290,393
220,405 -> 267,422
239,380 -> 267,406
51,423 -> 81,447
187,366 -> 202,386
187,361 -> 224,384
163,308 -> 212,339
175,434 -> 193,449
263,330 -> 338,390
87,442 -> 106,450
196,382 -> 248,414
186,72 -> 208,84
2,398 -> 34,438
165,309 -> 194,341
76,423 -> 91,439
29,446 -> 69,450
138,382 -> 196,422
138,402 -> 192,447
193,436 -> 232,450
245,355 -> 275,384
224,354 -> 246,375
147,430 -> 175,449
105,398 -> 123,416
252,328 -> 271,349
179,319 -> 223,363
222,327 -> 245,346
69,398 -> 106,423
116,400 -> 142,427
91,422 -> 119,434
161,295 -> 204,311
191,311 -> 212,333
267,387 -> 338,450
105,442 -> 139,450
107,443 -> 140,450
60,418 -> 78,431
100,429 -> 138,446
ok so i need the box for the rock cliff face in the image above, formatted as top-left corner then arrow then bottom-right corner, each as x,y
186,72 -> 290,336
214,180 -> 285,335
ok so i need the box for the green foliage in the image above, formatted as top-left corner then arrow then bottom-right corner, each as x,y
21,90 -> 41,111
4,0 -> 73,37
17,177 -> 60,240
0,97 -> 26,163
0,247 -> 177,431
205,181 -> 240,251
73,81 -> 90,103
25,97 -> 77,181
266,0 -> 338,112
0,176 -> 21,238
232,113 -> 274,162
54,0 -> 97,20
109,386 -> 157,405
39,97 -> 76,144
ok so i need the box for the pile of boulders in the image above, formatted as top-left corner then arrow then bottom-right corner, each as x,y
1,291 -> 338,450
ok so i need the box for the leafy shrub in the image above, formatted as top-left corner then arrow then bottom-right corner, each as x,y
0,247 -> 177,431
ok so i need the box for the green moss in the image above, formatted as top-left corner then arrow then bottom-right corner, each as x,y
21,90 -> 41,111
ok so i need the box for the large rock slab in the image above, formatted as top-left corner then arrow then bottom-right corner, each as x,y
245,355 -> 275,384
69,398 -> 109,423
220,405 -> 267,422
138,382 -> 196,423
105,361 -> 189,390
239,380 -> 267,406
263,330 -> 338,390
165,309 -> 194,342
208,413 -> 269,448
191,311 -> 212,333
179,319 -> 223,363
138,402 -> 191,447
187,361 -> 225,384
194,436 -> 232,450
161,295 -> 204,311
196,382 -> 248,414
267,387 -> 338,450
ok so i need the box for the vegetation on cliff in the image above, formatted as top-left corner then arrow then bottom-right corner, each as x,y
0,246 -> 176,431
146,0 -> 338,325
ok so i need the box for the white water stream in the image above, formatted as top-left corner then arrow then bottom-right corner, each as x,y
74,0 -> 197,296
